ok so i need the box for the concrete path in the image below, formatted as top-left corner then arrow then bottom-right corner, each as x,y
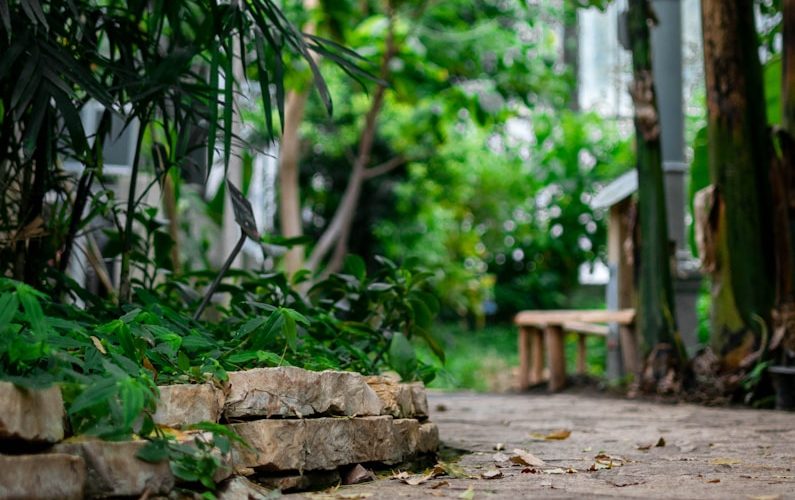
296,390 -> 795,499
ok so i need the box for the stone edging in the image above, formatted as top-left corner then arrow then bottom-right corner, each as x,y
0,367 -> 438,498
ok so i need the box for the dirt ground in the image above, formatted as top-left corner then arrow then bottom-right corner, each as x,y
292,390 -> 795,499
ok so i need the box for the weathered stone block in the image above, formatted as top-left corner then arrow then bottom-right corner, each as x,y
303,416 -> 397,470
225,367 -> 383,419
417,422 -> 439,453
366,376 -> 414,417
408,382 -> 429,418
217,476 -> 276,500
231,416 -> 402,472
154,383 -> 225,427
54,439 -> 173,498
0,453 -> 85,499
0,381 -> 64,443
389,419 -> 439,463
390,418 -> 420,464
230,419 -> 306,471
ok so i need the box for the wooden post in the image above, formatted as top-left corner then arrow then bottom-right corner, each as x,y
576,333 -> 587,375
530,328 -> 544,384
545,324 -> 566,391
620,325 -> 640,378
517,326 -> 532,391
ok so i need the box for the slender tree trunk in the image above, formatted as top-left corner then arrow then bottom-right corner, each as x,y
278,0 -> 317,275
563,2 -> 579,111
627,0 -> 684,386
701,0 -> 774,370
279,90 -> 309,274
773,0 -> 795,355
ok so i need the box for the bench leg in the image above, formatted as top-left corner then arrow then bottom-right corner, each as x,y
620,325 -> 640,379
530,328 -> 544,384
576,333 -> 587,375
517,326 -> 532,391
545,324 -> 566,392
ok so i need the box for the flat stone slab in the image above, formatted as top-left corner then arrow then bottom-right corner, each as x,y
225,367 -> 384,419
0,453 -> 85,499
365,377 -> 414,417
232,416 -> 436,472
389,419 -> 439,464
0,381 -> 64,442
217,476 -> 276,500
54,439 -> 173,497
154,383 -> 225,427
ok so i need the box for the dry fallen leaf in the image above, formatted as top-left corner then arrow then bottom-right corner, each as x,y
710,458 -> 741,465
459,486 -> 475,499
706,479 -> 720,484
590,453 -> 626,470
90,336 -> 107,354
481,469 -> 503,480
510,449 -> 546,467
544,429 -> 572,440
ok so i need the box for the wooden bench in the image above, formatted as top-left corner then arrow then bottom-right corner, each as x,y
514,309 -> 636,392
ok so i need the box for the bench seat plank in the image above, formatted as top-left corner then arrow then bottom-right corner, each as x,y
514,308 -> 635,326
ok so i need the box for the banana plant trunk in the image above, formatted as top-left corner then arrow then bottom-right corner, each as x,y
627,0 -> 685,384
701,0 -> 774,370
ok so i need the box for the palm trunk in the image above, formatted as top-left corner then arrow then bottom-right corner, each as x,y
627,0 -> 684,385
701,0 -> 774,370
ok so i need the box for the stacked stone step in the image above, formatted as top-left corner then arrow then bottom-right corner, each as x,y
0,367 -> 439,498
0,383 -> 84,499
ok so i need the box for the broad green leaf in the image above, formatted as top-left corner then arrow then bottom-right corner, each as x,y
69,377 -> 117,414
343,254 -> 366,281
18,287 -> 46,337
389,332 -> 418,381
177,350 -> 191,372
409,298 -> 432,330
136,439 -> 170,463
120,378 -> 145,429
0,292 -> 18,332
282,310 -> 297,352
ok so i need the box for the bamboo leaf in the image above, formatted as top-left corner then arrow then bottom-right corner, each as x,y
222,38 -> 234,172
49,84 -> 88,156
0,292 -> 19,332
254,35 -> 274,139
0,0 -> 11,36
21,0 -> 49,30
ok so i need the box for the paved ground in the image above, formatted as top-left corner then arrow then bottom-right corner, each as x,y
296,390 -> 795,499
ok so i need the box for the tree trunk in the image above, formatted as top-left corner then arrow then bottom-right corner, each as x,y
773,0 -> 795,356
701,0 -> 774,370
627,0 -> 684,386
277,0 -> 318,275
563,2 -> 579,111
279,90 -> 309,275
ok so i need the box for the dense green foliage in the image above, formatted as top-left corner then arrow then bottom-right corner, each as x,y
268,0 -> 632,322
